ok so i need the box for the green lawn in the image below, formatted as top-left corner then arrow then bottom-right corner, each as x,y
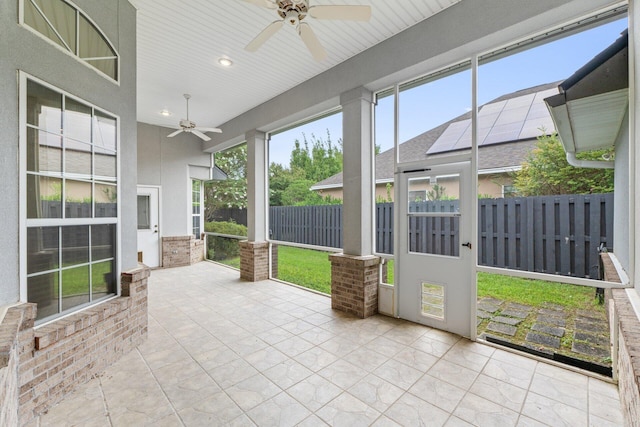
277,246 -> 333,294
477,271 -> 603,312
209,245 -> 603,313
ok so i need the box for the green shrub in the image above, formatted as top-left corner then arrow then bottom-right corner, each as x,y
204,221 -> 247,261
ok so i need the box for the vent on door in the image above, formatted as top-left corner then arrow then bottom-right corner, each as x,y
421,282 -> 445,320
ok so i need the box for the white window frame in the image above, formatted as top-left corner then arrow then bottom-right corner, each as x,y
19,72 -> 121,324
192,179 -> 203,239
18,0 -> 120,84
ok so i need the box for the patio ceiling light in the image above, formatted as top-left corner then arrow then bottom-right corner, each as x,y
218,57 -> 233,67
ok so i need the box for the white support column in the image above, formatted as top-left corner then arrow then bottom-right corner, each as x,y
246,130 -> 267,242
340,87 -> 375,256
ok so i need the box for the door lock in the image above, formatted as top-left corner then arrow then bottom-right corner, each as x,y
462,242 -> 472,249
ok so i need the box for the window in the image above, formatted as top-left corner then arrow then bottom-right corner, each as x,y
23,76 -> 118,322
22,0 -> 119,81
192,180 -> 202,239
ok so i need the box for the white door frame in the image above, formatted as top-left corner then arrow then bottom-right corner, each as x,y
395,159 -> 476,338
137,185 -> 161,268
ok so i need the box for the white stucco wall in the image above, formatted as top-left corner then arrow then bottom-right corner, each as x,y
137,122 -> 212,237
0,0 -> 137,306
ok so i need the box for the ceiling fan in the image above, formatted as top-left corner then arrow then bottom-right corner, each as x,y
242,0 -> 371,61
167,94 -> 222,142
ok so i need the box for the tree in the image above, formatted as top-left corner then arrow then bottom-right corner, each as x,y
205,144 -> 248,220
513,132 -> 614,196
271,130 -> 344,206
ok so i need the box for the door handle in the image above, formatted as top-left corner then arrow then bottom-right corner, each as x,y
462,242 -> 472,249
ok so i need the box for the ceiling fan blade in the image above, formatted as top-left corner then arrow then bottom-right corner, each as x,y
240,0 -> 277,9
192,129 -> 212,141
308,5 -> 371,21
197,127 -> 223,133
298,23 -> 327,61
246,20 -> 283,52
167,129 -> 184,138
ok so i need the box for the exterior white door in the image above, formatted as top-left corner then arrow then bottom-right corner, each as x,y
396,161 -> 474,338
137,186 -> 160,268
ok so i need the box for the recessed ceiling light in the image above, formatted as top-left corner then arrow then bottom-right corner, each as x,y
218,57 -> 233,67
159,109 -> 172,116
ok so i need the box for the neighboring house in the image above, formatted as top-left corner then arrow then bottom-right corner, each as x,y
312,83 -> 559,200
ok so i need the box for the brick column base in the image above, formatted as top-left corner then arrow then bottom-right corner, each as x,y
329,253 -> 380,318
239,241 -> 270,281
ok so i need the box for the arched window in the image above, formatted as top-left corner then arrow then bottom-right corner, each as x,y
22,0 -> 119,81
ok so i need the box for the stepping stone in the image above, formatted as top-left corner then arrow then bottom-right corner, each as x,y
574,332 -> 609,347
538,308 -> 566,318
476,317 -> 483,327
478,299 -> 503,313
487,322 -> 517,336
525,332 -> 560,349
538,315 -> 566,328
577,309 -> 606,321
531,323 -> 565,337
500,309 -> 529,319
476,310 -> 493,319
541,303 -> 565,311
492,316 -> 522,326
575,319 -> 608,333
572,341 -> 610,358
505,302 -> 533,312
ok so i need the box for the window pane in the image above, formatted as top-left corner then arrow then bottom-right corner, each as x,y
65,179 -> 92,218
92,260 -> 115,298
31,0 -> 76,52
65,140 -> 92,176
409,216 -> 460,256
61,265 -> 89,311
137,196 -> 150,229
95,183 -> 117,218
62,225 -> 89,265
86,58 -> 118,81
94,112 -> 117,151
24,0 -> 76,53
27,80 -> 62,132
92,224 -> 115,261
27,227 -> 59,274
27,175 -> 62,219
193,216 -> 200,238
27,128 -> 62,173
79,15 -> 117,80
65,98 -> 92,143
95,148 -> 116,178
28,272 -> 59,320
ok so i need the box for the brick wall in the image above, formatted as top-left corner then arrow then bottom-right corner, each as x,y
602,253 -> 640,425
0,305 -> 29,427
162,235 -> 203,267
329,254 -> 380,318
239,241 -> 270,281
0,265 -> 149,426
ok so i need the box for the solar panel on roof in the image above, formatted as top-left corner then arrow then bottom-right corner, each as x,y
427,86 -> 559,155
426,119 -> 470,154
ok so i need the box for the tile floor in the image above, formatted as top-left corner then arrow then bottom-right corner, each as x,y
38,262 -> 624,426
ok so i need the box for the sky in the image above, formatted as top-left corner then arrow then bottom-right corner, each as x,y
267,17 -> 628,167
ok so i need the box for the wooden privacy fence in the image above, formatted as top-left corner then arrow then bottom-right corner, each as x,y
215,193 -> 614,278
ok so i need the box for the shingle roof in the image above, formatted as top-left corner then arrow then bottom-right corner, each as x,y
313,82 -> 560,189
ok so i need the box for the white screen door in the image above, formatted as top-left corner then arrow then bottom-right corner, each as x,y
396,162 -> 474,338
137,186 -> 160,268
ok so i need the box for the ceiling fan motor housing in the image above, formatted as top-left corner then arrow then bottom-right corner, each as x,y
179,119 -> 196,129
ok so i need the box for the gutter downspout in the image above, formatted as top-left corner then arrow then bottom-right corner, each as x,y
565,152 -> 614,169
